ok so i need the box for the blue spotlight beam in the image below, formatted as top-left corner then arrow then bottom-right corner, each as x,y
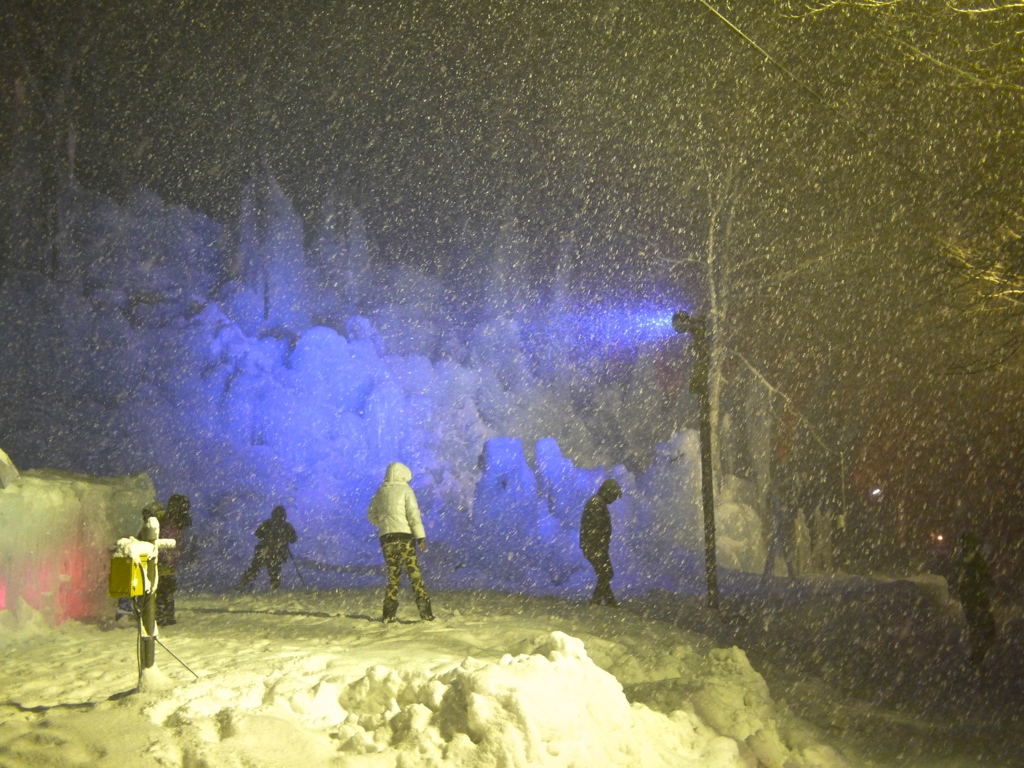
548,303 -> 687,354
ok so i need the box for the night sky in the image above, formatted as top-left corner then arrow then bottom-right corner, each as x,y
11,2 -> 1019,255
3,0 -> 1024,559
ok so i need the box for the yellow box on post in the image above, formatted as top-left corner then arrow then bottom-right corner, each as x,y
108,553 -> 148,598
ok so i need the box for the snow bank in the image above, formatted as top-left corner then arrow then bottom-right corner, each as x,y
0,598 -> 51,644
0,589 -> 856,767
326,630 -> 733,767
0,463 -> 154,623
136,629 -> 812,768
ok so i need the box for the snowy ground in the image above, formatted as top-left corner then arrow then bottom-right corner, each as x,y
636,574 -> 1024,768
0,582 -> 1021,767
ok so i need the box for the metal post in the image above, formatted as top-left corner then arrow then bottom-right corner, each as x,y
139,558 -> 158,674
673,311 -> 718,609
692,324 -> 718,609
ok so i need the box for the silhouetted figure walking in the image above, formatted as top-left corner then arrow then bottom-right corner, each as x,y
580,478 -> 622,607
368,462 -> 433,622
954,532 -> 997,669
238,506 -> 297,590
762,491 -> 794,579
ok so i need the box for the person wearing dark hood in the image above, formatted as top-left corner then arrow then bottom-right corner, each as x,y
238,505 -> 298,591
953,532 -> 997,669
156,494 -> 192,625
368,462 -> 434,623
580,478 -> 623,607
137,501 -> 165,537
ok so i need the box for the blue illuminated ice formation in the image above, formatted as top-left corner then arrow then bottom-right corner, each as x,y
0,181 -> 768,597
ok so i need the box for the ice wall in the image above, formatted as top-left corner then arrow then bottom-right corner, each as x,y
0,179 -> 771,597
0,457 -> 154,623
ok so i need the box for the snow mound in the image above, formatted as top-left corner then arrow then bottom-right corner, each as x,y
318,631 -> 746,767
0,588 -> 867,767
139,631 -> 764,767
0,598 -> 52,644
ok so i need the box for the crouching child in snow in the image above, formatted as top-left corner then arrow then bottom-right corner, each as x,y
368,462 -> 434,623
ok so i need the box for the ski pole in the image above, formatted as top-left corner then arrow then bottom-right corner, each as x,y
289,549 -> 307,589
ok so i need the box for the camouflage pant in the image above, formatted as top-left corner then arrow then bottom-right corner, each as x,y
381,537 -> 429,603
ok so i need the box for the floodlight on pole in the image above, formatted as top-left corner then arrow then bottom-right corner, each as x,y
672,310 -> 718,609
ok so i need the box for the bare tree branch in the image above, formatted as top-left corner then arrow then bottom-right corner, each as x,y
882,33 -> 1024,90
781,0 -> 902,19
943,219 -> 1024,368
947,1 -> 1024,13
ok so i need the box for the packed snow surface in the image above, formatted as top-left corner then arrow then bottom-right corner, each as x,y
0,590 -> 852,768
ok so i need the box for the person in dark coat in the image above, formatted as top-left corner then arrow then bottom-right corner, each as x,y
580,478 -> 623,607
238,505 -> 298,590
156,494 -> 192,625
953,532 -> 997,668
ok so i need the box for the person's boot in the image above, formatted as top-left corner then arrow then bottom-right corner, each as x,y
115,598 -> 133,621
416,596 -> 435,621
383,598 -> 399,623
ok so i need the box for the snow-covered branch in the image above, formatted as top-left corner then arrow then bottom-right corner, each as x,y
945,232 -> 1024,309
947,0 -> 1024,13
883,34 -> 1024,90
781,0 -> 902,18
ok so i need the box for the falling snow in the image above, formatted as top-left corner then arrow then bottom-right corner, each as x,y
2,1 -> 1023,765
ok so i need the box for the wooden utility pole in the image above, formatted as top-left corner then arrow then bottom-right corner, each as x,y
673,310 -> 718,608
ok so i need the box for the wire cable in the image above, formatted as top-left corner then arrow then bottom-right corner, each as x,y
154,638 -> 200,679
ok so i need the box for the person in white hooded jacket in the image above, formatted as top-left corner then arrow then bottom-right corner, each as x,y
368,462 -> 434,622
